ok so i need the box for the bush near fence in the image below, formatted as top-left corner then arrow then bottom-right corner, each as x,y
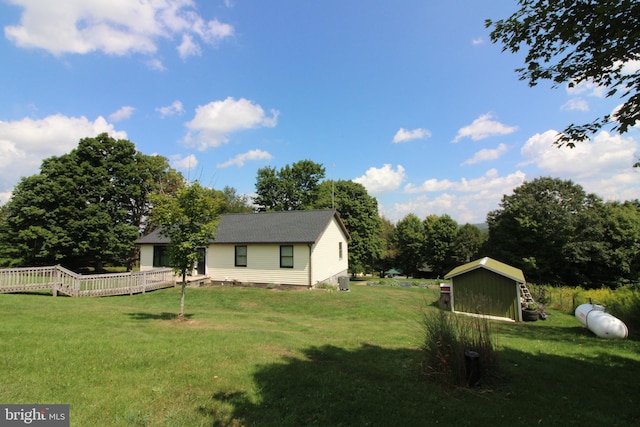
528,283 -> 640,333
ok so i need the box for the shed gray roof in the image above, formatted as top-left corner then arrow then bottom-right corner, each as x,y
136,209 -> 350,245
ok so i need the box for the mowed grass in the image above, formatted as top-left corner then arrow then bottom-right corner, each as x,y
1,284 -> 639,426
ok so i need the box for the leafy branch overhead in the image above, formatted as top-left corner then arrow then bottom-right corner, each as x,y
486,0 -> 640,146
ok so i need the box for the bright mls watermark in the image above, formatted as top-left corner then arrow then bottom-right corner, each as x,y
1,405 -> 69,426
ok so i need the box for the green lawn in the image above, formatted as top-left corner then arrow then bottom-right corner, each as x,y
0,284 -> 638,426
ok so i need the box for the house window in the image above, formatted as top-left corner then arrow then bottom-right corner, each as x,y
153,246 -> 170,267
235,245 -> 247,267
339,242 -> 343,260
280,245 -> 294,268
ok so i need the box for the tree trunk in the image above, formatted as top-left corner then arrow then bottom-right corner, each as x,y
178,271 -> 186,319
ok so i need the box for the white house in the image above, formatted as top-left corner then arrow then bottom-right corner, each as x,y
137,209 -> 350,288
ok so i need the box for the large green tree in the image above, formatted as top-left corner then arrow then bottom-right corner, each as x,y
423,214 -> 459,278
0,133 -> 181,270
563,200 -> 640,287
395,213 -> 426,278
149,181 -> 221,319
453,223 -> 486,265
487,0 -> 640,145
486,177 -> 600,284
315,179 -> 383,275
254,160 -> 325,211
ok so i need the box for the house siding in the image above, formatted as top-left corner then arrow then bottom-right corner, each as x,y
208,243 -> 311,287
311,217 -> 349,285
140,245 -> 155,271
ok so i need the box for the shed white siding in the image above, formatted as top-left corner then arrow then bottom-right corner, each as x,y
208,243 -> 311,286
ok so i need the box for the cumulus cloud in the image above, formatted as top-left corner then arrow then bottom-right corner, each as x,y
461,143 -> 508,165
404,168 -> 525,195
4,0 -> 233,58
452,113 -> 518,142
156,100 -> 185,118
184,97 -> 279,150
521,129 -> 638,179
561,98 -> 589,112
353,164 -> 406,195
521,129 -> 640,203
217,149 -> 273,168
392,127 -> 431,143
169,154 -> 198,171
0,114 -> 126,197
177,34 -> 201,59
566,80 -> 607,98
388,169 -> 527,223
109,106 -> 135,122
472,37 -> 484,45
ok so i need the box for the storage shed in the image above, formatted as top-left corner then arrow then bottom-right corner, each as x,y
444,257 -> 526,322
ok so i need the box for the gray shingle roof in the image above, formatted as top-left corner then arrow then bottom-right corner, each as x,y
136,209 -> 349,245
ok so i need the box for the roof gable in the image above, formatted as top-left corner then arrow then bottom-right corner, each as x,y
136,209 -> 350,245
444,257 -> 525,283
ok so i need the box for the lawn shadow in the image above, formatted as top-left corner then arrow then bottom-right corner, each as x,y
205,344 -> 428,426
126,312 -> 193,321
201,342 -> 640,426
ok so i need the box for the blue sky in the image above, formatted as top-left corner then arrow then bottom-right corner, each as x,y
1,0 -> 639,224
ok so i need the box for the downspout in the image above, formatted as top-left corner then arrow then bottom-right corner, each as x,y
308,243 -> 313,288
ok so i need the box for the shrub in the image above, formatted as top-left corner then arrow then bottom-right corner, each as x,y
529,283 -> 640,333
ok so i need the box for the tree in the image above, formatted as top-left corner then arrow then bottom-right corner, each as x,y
453,223 -> 486,264
254,160 -> 325,211
423,214 -> 459,278
0,133 -> 181,270
378,216 -> 400,274
485,177 -> 599,284
314,180 -> 383,275
395,213 -> 425,278
486,0 -> 640,145
216,186 -> 254,214
149,182 -> 221,319
564,200 -> 640,287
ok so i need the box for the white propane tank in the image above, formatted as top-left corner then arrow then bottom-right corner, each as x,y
575,304 -> 628,339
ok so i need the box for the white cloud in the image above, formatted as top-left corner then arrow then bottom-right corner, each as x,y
521,129 -> 640,205
184,97 -> 279,150
461,143 -> 508,165
561,98 -> 589,112
146,58 -> 166,71
452,113 -> 518,142
217,149 -> 273,168
387,169 -> 527,223
4,0 -> 233,58
353,164 -> 406,195
177,34 -> 201,59
404,168 -> 525,195
392,127 -> 431,143
169,154 -> 198,171
472,37 -> 484,45
109,106 -> 135,122
566,80 -> 607,98
0,114 -> 126,197
404,178 -> 454,194
521,129 -> 637,179
620,59 -> 640,75
156,100 -> 185,118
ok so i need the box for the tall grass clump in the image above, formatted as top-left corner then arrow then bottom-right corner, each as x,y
420,307 -> 500,389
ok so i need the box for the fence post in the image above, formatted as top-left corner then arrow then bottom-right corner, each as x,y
53,266 -> 59,297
